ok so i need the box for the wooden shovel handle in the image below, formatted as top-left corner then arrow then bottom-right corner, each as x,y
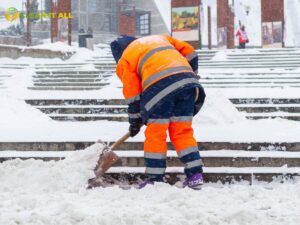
110,132 -> 131,150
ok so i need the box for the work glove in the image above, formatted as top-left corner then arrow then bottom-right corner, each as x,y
129,116 -> 143,137
129,123 -> 141,137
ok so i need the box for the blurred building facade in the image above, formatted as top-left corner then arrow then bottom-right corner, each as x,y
71,0 -> 169,43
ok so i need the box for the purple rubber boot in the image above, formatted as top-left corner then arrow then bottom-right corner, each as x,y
136,180 -> 154,189
183,173 -> 204,190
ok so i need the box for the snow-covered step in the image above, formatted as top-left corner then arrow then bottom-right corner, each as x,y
199,65 -> 300,69
1,142 -> 298,152
202,75 -> 300,79
1,150 -> 300,168
85,60 -> 116,63
31,105 -> 300,117
230,98 -> 300,121
34,63 -> 113,67
236,106 -> 300,113
245,115 -> 300,121
0,75 -> 12,78
25,99 -> 125,106
5,149 -> 300,158
226,55 -> 300,60
201,72 -> 300,76
27,86 -> 108,91
25,98 -> 300,122
202,77 -> 300,80
32,82 -> 109,87
94,66 -> 117,70
198,62 -> 300,67
0,66 -> 26,69
230,98 -> 300,104
97,170 -> 299,184
38,107 -> 127,115
233,104 -> 300,107
91,56 -> 114,60
49,114 -> 128,122
198,61 -> 300,65
258,48 -> 300,52
228,52 -> 300,57
202,84 -> 300,88
227,56 -> 300,61
34,63 -> 88,66
32,78 -> 106,83
203,58 -> 300,63
34,66 -> 84,70
35,71 -> 101,75
15,141 -> 300,152
112,151 -> 300,168
201,79 -> 300,83
36,105 -> 126,109
107,166 -> 300,174
0,73 -> 12,89
33,75 -> 108,79
104,167 -> 300,183
2,63 -> 30,66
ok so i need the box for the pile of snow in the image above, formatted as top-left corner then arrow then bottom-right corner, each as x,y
30,42 -> 78,52
0,95 -> 51,127
0,149 -> 300,225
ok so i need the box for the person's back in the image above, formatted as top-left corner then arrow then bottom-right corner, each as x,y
111,35 -> 206,189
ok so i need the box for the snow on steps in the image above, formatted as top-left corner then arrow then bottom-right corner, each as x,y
1,141 -> 299,151
24,98 -> 300,122
29,69 -> 111,91
2,48 -> 298,92
1,150 -> 300,183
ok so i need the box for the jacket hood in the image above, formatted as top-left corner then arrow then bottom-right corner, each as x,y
110,35 -> 137,63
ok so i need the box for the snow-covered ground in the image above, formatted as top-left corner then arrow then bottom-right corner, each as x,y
0,145 -> 299,225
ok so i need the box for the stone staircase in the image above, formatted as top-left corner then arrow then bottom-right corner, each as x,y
198,48 -> 300,69
24,98 -> 300,122
197,50 -> 217,61
0,72 -> 12,89
1,48 -> 300,183
25,99 -> 127,121
0,141 -> 300,183
230,98 -> 300,121
0,74 -> 8,89
201,71 -> 300,88
28,70 -> 111,91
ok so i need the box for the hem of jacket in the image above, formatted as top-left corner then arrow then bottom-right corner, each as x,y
140,72 -> 200,123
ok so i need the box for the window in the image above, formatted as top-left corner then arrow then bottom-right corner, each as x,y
88,0 -> 97,13
80,0 -> 87,12
72,13 -> 79,31
137,12 -> 150,36
80,14 -> 87,28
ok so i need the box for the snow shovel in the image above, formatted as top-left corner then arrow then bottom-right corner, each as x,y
87,132 -> 131,188
94,131 -> 130,176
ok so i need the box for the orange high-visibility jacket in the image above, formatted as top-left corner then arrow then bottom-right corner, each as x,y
116,35 -> 198,102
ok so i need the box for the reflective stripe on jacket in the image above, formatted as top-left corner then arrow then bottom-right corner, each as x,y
116,35 -> 198,100
115,35 -> 200,123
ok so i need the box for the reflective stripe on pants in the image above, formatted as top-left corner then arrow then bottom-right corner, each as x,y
144,88 -> 203,178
